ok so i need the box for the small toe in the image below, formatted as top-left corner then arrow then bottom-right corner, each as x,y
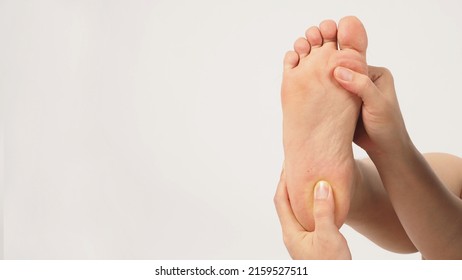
305,26 -> 323,48
293,37 -> 311,58
283,50 -> 299,70
319,19 -> 338,48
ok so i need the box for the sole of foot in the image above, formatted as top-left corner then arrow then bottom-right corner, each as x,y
282,16 -> 368,231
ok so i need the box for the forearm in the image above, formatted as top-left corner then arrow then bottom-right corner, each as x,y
370,143 -> 462,259
347,159 -> 417,253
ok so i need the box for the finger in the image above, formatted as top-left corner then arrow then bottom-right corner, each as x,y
274,169 -> 305,234
313,181 -> 338,233
333,66 -> 382,109
368,65 -> 394,87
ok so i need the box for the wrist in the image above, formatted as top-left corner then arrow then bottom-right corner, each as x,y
367,131 -> 414,163
368,135 -> 417,169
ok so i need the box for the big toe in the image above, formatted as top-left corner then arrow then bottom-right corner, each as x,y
337,16 -> 368,56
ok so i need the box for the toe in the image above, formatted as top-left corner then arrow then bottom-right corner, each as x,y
305,26 -> 323,48
283,50 -> 299,70
319,19 -> 338,49
293,37 -> 311,58
337,16 -> 368,56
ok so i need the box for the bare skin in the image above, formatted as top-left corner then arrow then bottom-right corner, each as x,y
334,65 -> 462,259
281,16 -> 368,231
277,152 -> 462,259
277,17 -> 462,259
277,64 -> 462,259
274,170 -> 351,260
350,154 -> 462,255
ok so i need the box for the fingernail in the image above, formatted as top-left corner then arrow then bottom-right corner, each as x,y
315,181 -> 330,200
335,67 -> 353,82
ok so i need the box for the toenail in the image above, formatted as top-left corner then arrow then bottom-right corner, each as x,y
335,67 -> 353,82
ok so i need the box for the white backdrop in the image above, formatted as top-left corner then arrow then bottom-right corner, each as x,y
1,0 -> 462,259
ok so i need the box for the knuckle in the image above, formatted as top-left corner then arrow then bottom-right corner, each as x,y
313,203 -> 331,219
282,232 -> 294,248
273,193 -> 281,207
379,66 -> 390,75
273,197 -> 280,208
379,67 -> 394,83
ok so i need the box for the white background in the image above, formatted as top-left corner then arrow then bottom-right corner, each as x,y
1,0 -> 462,259
0,260 -> 460,280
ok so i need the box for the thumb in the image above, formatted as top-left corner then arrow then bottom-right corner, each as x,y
334,66 -> 382,110
313,181 -> 337,232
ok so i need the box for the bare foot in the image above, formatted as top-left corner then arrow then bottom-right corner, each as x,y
281,16 -> 368,231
